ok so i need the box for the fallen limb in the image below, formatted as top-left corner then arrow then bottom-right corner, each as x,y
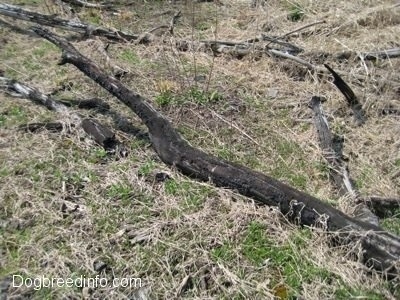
308,96 -> 378,225
336,48 -> 400,61
61,0 -> 115,10
32,26 -> 400,278
0,76 -> 126,155
19,122 -> 66,133
0,3 -> 140,42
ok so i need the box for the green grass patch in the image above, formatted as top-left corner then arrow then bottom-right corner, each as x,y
240,223 -> 332,296
334,285 -> 385,300
107,182 -> 134,202
394,158 -> 400,167
211,242 -> 236,262
119,49 -> 141,65
32,41 -> 58,58
156,87 -> 222,107
286,3 -> 305,22
155,90 -> 175,107
88,148 -> 108,163
380,209 -> 400,235
138,159 -> 156,177
0,105 -> 27,127
164,179 -> 212,211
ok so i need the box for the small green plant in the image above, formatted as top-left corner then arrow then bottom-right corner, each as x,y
217,145 -> 233,160
354,165 -> 373,189
186,87 -> 222,105
155,90 -> 175,107
120,49 -> 141,65
138,160 -> 156,177
211,242 -> 235,262
394,158 -> 400,167
156,87 -> 222,107
89,148 -> 108,163
334,285 -> 384,300
287,4 -> 305,22
381,209 -> 400,235
107,182 -> 134,201
196,22 -> 210,31
0,106 -> 27,127
0,114 -> 6,127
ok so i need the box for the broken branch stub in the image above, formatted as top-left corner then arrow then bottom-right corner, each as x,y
31,26 -> 400,278
324,64 -> 366,125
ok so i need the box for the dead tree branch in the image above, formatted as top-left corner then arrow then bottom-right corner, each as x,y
0,3 -> 140,42
308,96 -> 378,225
32,26 -> 400,278
0,76 -> 126,155
336,48 -> 400,61
60,0 -> 115,10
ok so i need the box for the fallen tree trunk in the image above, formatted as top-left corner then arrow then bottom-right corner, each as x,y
32,26 -> 400,278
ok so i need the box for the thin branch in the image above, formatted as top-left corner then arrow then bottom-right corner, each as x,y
281,20 -> 326,38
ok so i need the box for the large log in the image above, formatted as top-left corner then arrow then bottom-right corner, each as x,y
32,26 -> 400,278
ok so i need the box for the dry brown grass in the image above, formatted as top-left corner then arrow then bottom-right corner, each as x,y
1,0 -> 399,299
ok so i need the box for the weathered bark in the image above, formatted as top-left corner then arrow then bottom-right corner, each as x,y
32,26 -> 400,278
61,0 -> 114,10
336,48 -> 400,61
0,3 -> 140,42
324,64 -> 366,126
309,96 -> 378,225
59,97 -> 110,111
360,197 -> 400,218
0,76 -> 125,155
19,122 -> 66,133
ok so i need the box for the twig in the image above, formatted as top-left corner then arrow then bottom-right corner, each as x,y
209,110 -> 260,146
281,20 -> 326,38
268,49 -> 317,70
169,10 -> 182,35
